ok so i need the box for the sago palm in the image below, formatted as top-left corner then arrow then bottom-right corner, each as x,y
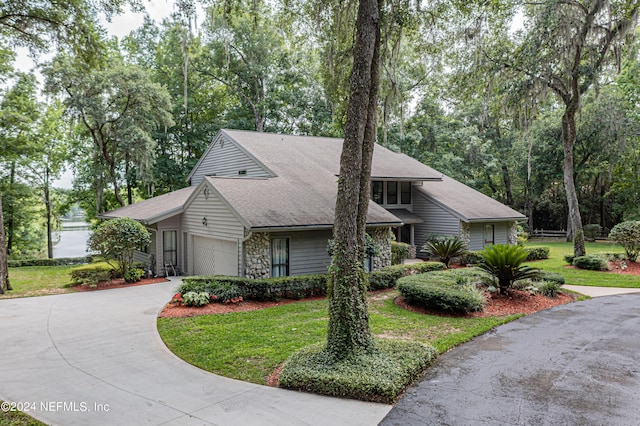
477,244 -> 539,294
422,236 -> 468,268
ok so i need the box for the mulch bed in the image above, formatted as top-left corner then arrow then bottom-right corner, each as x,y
564,260 -> 640,275
72,277 -> 169,292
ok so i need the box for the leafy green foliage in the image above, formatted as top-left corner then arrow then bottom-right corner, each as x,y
572,254 -> 610,271
8,256 -> 91,267
70,263 -> 116,287
525,246 -> 550,261
87,218 -> 150,280
608,221 -> 640,262
391,241 -> 410,265
182,291 -> 211,307
584,224 -> 603,242
421,236 -> 468,268
477,244 -> 539,294
397,270 -> 487,314
279,339 -> 437,404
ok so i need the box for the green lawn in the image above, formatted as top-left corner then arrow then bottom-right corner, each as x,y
157,290 -> 520,385
1,266 -> 76,299
525,241 -> 640,288
0,402 -> 46,426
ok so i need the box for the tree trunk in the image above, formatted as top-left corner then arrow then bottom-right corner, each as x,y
7,161 -> 16,255
561,108 -> 586,257
0,195 -> 11,293
44,171 -> 53,259
327,0 -> 379,360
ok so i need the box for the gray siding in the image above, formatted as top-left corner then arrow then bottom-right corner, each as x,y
182,183 -> 245,275
469,222 -> 509,251
413,190 -> 461,253
190,134 -> 271,186
270,230 -> 332,276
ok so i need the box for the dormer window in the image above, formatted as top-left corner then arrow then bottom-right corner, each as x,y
371,180 -> 412,206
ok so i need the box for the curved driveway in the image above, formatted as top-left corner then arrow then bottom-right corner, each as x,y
382,294 -> 640,426
0,280 -> 390,426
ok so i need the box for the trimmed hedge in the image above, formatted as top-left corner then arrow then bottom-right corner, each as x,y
279,339 -> 438,404
8,256 -> 92,268
459,251 -> 482,266
397,270 -> 487,314
525,246 -> 550,261
383,261 -> 447,275
70,262 -> 118,286
179,274 -> 328,301
535,270 -> 565,285
572,254 -> 610,271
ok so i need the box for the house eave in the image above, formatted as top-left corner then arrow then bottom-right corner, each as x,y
249,221 -> 401,232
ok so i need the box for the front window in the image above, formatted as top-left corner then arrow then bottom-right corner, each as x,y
387,181 -> 398,204
372,181 -> 384,204
163,230 -> 177,266
400,181 -> 412,204
484,224 -> 495,246
271,238 -> 290,277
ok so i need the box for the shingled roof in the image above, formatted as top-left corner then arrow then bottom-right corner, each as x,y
416,175 -> 526,222
99,186 -> 195,225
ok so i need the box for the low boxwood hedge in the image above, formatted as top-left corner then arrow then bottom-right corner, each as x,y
8,256 -> 92,268
525,246 -> 550,261
572,254 -> 610,271
69,262 -> 118,286
397,270 -> 487,314
279,339 -> 437,404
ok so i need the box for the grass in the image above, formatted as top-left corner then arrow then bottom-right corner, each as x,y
1,266 -> 76,299
0,403 -> 46,426
525,241 -> 640,288
157,290 -> 520,385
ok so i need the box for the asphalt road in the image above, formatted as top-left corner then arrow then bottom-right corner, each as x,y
381,294 -> 640,426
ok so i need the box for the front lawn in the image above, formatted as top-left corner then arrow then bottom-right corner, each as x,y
157,290 -> 520,385
1,266 -> 76,299
525,241 -> 640,288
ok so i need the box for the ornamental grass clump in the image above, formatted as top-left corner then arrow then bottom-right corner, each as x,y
477,244 -> 538,295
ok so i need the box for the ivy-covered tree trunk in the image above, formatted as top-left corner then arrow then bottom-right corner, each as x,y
561,106 -> 586,257
0,195 -> 11,294
326,0 -> 380,360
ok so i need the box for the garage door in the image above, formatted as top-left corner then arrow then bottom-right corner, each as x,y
193,236 -> 238,276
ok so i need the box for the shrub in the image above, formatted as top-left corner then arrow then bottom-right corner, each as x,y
563,254 -> 575,264
70,262 -> 117,287
208,282 -> 243,303
391,242 -> 411,265
179,274 -> 328,301
584,224 -> 603,242
397,272 -> 487,314
383,262 -> 447,276
7,256 -> 92,268
525,246 -> 550,261
477,244 -> 539,294
514,278 -> 561,298
537,281 -> 561,298
608,221 -> 640,262
421,236 -> 468,268
279,339 -> 437,404
124,267 -> 145,283
572,254 -> 610,271
88,217 -> 151,281
182,291 -> 211,307
535,271 -> 565,285
459,251 -> 482,266
368,269 -> 403,290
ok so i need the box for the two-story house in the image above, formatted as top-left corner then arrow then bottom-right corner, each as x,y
101,129 -> 525,277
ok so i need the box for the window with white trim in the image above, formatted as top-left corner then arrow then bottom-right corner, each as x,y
271,238 -> 290,277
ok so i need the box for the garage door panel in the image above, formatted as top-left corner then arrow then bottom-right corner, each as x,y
193,236 -> 238,276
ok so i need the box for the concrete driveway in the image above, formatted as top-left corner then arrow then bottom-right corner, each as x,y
0,280 -> 390,426
381,294 -> 640,426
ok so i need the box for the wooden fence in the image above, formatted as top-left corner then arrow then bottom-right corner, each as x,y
529,229 -> 567,239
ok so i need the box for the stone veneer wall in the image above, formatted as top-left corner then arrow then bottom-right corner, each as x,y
508,221 -> 519,245
244,232 -> 270,279
460,222 -> 471,247
371,227 -> 392,270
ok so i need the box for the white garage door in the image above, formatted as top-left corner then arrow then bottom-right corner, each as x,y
193,236 -> 238,276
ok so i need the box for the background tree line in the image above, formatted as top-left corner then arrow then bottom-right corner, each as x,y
1,0 -> 639,260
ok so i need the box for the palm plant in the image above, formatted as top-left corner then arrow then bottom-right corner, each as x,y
421,236 -> 468,268
477,244 -> 539,294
